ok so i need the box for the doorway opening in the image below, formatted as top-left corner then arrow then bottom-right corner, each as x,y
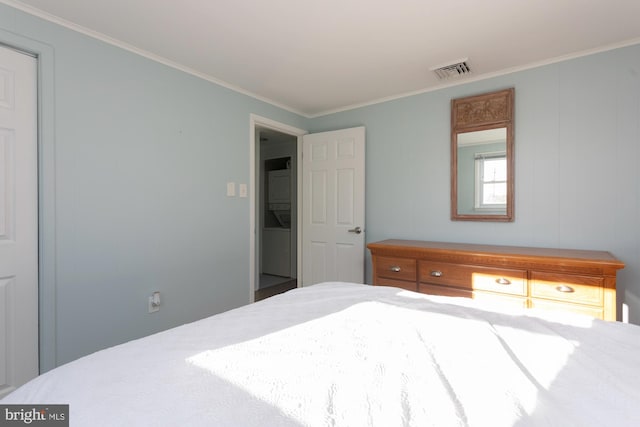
249,115 -> 306,302
256,131 -> 297,300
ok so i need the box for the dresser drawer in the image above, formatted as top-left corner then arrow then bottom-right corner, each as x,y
418,262 -> 527,296
418,284 -> 527,308
377,277 -> 418,292
530,298 -> 604,319
375,256 -> 417,282
418,283 -> 473,298
530,271 -> 604,306
473,292 -> 528,309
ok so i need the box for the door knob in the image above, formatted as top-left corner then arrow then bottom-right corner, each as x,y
347,226 -> 362,234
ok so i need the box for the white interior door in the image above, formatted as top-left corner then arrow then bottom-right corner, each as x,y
0,46 -> 38,397
302,126 -> 365,285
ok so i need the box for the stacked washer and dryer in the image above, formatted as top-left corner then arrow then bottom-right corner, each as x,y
262,166 -> 292,277
267,168 -> 291,228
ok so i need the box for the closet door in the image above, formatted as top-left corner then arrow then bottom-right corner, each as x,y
0,46 -> 38,397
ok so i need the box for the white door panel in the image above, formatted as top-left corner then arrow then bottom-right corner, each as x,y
302,127 -> 365,285
0,46 -> 38,398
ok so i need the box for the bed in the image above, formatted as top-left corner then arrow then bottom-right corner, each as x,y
3,282 -> 640,426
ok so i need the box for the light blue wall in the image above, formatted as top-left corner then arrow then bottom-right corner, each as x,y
310,44 -> 640,324
0,3 -> 307,370
3,3 -> 640,372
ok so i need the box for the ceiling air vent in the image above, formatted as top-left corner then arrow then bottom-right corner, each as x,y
431,59 -> 471,80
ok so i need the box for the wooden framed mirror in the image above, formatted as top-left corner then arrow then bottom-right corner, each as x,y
451,88 -> 514,221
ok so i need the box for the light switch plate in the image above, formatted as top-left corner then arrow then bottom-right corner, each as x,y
226,182 -> 236,197
239,183 -> 247,198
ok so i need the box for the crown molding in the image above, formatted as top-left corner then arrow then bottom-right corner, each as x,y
3,0 -> 640,119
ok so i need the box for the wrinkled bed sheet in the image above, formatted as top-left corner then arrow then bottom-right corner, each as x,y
3,282 -> 640,426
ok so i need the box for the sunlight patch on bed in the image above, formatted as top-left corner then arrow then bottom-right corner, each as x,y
187,300 -> 577,426
188,302 -> 431,425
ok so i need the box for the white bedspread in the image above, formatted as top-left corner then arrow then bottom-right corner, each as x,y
3,282 -> 640,426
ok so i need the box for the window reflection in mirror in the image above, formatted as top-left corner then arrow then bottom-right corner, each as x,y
457,128 -> 507,215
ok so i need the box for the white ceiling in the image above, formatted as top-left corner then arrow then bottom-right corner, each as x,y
6,0 -> 640,117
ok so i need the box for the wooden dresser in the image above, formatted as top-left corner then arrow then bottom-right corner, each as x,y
367,239 -> 624,321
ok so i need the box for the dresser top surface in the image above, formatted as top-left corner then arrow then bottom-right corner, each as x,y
367,239 -> 624,268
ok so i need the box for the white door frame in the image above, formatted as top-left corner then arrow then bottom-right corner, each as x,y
0,31 -> 57,373
249,114 -> 306,302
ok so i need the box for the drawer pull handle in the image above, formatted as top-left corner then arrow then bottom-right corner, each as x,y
390,266 -> 401,272
556,285 -> 575,293
430,270 -> 443,277
495,278 -> 511,285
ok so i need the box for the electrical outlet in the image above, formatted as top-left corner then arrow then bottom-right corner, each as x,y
148,291 -> 161,313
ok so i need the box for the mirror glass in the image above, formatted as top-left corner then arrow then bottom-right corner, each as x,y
456,128 -> 507,215
451,88 -> 514,221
